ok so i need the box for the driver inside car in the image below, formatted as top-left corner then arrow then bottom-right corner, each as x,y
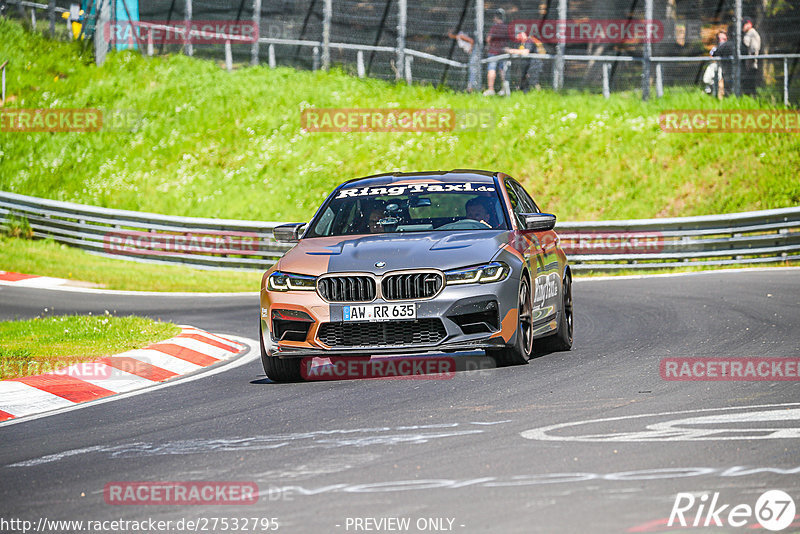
465,197 -> 498,228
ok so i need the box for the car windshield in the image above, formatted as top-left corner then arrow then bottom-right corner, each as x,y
306,181 -> 509,237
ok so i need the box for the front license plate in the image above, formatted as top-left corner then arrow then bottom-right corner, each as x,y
343,303 -> 416,322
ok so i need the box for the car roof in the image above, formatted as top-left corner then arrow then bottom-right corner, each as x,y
337,170 -> 503,189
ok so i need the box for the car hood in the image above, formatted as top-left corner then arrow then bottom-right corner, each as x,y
278,231 -> 510,275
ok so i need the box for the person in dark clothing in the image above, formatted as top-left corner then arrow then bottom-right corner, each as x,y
708,30 -> 735,97
506,31 -> 546,93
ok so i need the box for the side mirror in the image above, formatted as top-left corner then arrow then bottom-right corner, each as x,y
273,223 -> 306,243
522,213 -> 556,231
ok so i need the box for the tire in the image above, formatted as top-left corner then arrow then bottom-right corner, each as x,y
488,277 -> 533,367
538,271 -> 573,352
260,322 -> 302,382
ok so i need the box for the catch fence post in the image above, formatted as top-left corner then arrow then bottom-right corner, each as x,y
48,0 -> 55,37
554,0 -> 565,90
396,0 -> 406,81
641,0 -> 652,100
322,0 -> 331,70
251,0 -> 262,65
184,0 -> 193,56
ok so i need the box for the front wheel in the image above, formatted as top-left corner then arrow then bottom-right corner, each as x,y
260,322 -> 302,382
539,271 -> 573,352
487,278 -> 533,367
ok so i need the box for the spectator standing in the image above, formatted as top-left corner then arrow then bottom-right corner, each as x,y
484,9 -> 511,95
707,30 -> 735,98
741,18 -> 761,96
506,32 -> 546,93
447,30 -> 481,92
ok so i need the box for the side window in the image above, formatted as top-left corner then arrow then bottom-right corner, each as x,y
512,181 -> 539,214
504,179 -> 526,228
315,207 -> 336,236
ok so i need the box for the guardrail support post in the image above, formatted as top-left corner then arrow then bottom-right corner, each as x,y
356,50 -> 365,78
655,62 -> 663,98
225,40 -> 233,71
251,0 -> 262,66
268,44 -> 276,68
312,46 -> 320,71
396,0 -> 406,81
1,61 -> 7,103
147,29 -> 154,56
405,55 -> 412,84
602,63 -> 610,99
30,7 -> 36,29
784,57 -> 789,106
322,0 -> 332,71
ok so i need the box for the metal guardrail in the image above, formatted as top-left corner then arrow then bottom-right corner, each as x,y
556,207 -> 800,271
0,191 -> 292,270
1,192 -> 799,272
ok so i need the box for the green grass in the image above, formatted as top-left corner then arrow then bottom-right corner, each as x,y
0,314 -> 180,379
1,18 -> 798,225
0,236 -> 262,292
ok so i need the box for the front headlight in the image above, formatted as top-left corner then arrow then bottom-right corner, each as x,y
445,262 -> 510,285
267,271 -> 317,292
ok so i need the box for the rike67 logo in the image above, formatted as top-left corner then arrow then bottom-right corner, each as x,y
669,490 -> 796,531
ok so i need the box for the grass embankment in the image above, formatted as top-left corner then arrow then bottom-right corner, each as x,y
1,19 -> 798,288
1,19 -> 799,224
0,236 -> 262,292
0,314 -> 180,380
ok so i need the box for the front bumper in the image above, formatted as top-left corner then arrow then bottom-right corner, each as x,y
261,278 -> 521,359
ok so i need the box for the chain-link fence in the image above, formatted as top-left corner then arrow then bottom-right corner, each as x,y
3,0 -> 799,102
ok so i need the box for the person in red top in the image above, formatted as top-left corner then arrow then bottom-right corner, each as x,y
484,9 -> 511,95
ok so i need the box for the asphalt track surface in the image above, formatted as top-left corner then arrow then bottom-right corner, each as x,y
1,268 -> 799,533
